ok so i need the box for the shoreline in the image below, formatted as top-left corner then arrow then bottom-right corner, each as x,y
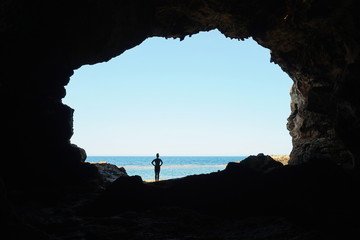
91,154 -> 290,183
88,154 -> 290,166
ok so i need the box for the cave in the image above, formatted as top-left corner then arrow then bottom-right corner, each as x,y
64,30 -> 292,159
1,0 -> 360,239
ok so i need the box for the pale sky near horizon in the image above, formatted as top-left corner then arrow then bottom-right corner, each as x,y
63,29 -> 293,156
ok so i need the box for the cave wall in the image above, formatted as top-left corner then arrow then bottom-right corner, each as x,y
1,0 -> 360,185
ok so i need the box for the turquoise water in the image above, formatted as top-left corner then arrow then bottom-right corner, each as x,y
87,156 -> 246,181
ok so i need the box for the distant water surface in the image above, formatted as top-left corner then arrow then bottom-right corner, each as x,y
87,156 -> 246,181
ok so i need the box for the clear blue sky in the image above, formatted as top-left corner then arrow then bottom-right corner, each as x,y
63,30 -> 293,156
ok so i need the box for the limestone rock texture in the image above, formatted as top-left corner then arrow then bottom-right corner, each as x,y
1,0 -> 360,183
270,155 -> 290,165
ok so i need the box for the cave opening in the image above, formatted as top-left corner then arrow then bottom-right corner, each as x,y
3,2 -> 360,239
63,29 -> 292,180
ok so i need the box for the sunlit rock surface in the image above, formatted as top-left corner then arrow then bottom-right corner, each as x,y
270,155 -> 290,165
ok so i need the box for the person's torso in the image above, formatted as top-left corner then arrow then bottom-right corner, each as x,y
154,158 -> 162,166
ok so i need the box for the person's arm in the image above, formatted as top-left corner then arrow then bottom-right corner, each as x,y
160,159 -> 163,166
151,160 -> 155,166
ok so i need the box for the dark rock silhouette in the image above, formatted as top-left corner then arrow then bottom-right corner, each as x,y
227,153 -> 283,172
91,155 -> 359,216
1,0 -> 360,188
2,155 -> 360,239
1,1 -> 360,239
92,162 -> 128,184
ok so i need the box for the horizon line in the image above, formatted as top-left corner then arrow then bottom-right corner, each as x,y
86,154 -> 289,157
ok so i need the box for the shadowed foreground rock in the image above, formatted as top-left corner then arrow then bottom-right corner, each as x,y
2,155 -> 360,239
92,162 -> 128,184
231,153 -> 284,171
2,0 -> 360,239
75,156 -> 359,239
2,0 -> 360,188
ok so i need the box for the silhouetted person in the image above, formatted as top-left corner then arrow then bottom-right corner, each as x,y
151,153 -> 163,181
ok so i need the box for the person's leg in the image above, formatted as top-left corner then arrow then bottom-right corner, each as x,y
155,167 -> 160,181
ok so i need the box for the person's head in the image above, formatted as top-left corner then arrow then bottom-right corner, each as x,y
156,153 -> 159,158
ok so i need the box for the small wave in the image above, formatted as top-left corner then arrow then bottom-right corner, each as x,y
120,164 -> 226,169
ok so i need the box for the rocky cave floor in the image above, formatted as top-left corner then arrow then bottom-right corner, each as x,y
8,187 -> 329,240
4,155 -> 360,240
17,206 -> 324,240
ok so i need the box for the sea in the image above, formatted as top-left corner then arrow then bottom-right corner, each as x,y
87,156 -> 246,181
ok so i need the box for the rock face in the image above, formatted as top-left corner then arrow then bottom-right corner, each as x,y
2,3 -> 360,238
270,155 -> 290,165
1,0 -> 360,186
92,158 -> 359,224
92,162 -> 128,184
236,153 -> 284,171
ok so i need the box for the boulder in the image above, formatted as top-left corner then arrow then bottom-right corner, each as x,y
238,153 -> 283,172
91,162 -> 128,184
70,144 -> 87,162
